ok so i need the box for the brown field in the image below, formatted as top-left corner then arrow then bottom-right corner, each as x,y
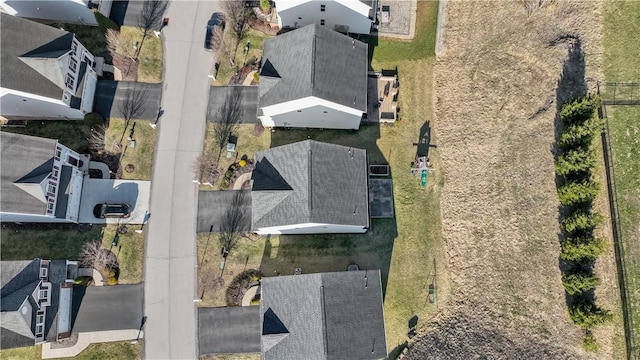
405,1 -> 624,359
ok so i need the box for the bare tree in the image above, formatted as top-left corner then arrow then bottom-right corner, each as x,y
106,29 -> 136,60
193,153 -> 220,184
80,240 -> 118,271
88,124 -> 107,152
118,86 -> 149,143
219,191 -> 249,257
137,0 -> 168,58
210,86 -> 243,161
222,0 -> 252,54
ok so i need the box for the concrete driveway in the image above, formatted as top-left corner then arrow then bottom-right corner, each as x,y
93,81 -> 162,121
144,0 -> 223,358
198,306 -> 261,355
71,284 -> 144,333
78,179 -> 150,224
207,86 -> 258,124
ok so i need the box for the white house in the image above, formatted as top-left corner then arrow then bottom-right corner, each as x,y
1,259 -> 78,349
0,13 -> 97,120
257,24 -> 368,130
0,132 -> 85,223
275,0 -> 377,34
251,140 -> 370,235
0,0 -> 113,26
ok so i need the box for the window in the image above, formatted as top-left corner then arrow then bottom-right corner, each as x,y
39,289 -> 49,301
47,202 -> 55,211
39,267 -> 48,278
67,156 -> 79,166
323,110 -> 328,114
320,4 -> 325,11
71,41 -> 78,56
47,184 -> 56,193
69,58 -> 77,73
65,74 -> 74,90
37,314 -> 45,324
320,19 -> 325,26
35,324 -> 44,335
55,148 -> 62,159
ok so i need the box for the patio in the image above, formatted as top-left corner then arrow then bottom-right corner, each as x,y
366,72 -> 399,124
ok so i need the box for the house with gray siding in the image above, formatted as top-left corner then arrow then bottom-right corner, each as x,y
251,140 -> 369,235
257,24 -> 368,130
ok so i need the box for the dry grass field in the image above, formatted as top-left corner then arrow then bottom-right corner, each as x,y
405,1 -> 624,359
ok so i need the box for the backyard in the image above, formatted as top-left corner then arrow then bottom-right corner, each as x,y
197,2 -> 448,355
404,1 -> 624,359
603,1 -> 640,356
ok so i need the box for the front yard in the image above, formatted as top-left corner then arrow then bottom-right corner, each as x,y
198,4 -> 447,354
213,28 -> 272,86
0,341 -> 141,360
104,118 -> 157,180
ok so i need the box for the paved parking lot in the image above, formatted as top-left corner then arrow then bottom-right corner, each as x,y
78,179 -> 150,224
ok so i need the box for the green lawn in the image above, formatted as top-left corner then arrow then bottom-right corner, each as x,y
604,0 -> 640,356
119,26 -> 164,83
1,119 -> 95,153
213,29 -> 272,86
197,2 -> 446,354
105,119 -> 157,180
0,224 -> 103,261
0,223 -> 143,284
360,1 -> 439,68
0,341 -> 141,360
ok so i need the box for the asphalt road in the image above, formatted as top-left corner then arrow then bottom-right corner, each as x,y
143,1 -> 221,358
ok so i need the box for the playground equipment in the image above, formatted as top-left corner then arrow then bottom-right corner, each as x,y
410,155 -> 435,188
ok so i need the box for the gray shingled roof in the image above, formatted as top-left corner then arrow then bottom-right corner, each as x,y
0,13 -> 72,100
251,140 -> 369,230
1,132 -> 57,215
260,271 -> 387,360
259,24 -> 368,111
0,260 -> 39,349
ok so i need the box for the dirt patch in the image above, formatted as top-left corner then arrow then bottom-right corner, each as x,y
225,269 -> 261,306
405,1 -> 615,359
248,16 -> 279,36
229,63 -> 259,85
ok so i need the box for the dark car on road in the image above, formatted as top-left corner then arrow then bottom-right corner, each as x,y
205,12 -> 226,51
93,203 -> 131,218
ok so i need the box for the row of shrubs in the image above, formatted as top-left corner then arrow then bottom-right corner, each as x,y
555,95 -> 612,351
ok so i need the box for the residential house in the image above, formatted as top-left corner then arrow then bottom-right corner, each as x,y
260,270 -> 388,359
1,259 -> 78,349
251,140 -> 369,234
0,13 -> 97,120
0,132 -> 85,223
258,24 -> 368,130
275,0 -> 378,34
0,0 -> 113,26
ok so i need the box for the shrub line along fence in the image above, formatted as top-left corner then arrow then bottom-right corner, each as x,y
597,82 -> 639,360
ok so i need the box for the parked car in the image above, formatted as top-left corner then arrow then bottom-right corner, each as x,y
93,203 -> 131,218
205,12 -> 226,51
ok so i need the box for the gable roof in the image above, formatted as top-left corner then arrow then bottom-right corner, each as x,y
0,260 -> 40,349
0,132 -> 57,215
0,12 -> 72,99
251,140 -> 369,229
259,24 -> 367,111
260,271 -> 387,360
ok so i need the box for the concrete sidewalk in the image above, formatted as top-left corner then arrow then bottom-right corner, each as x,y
41,330 -> 142,359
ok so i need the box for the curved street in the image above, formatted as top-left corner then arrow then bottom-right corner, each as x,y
143,1 -> 221,358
